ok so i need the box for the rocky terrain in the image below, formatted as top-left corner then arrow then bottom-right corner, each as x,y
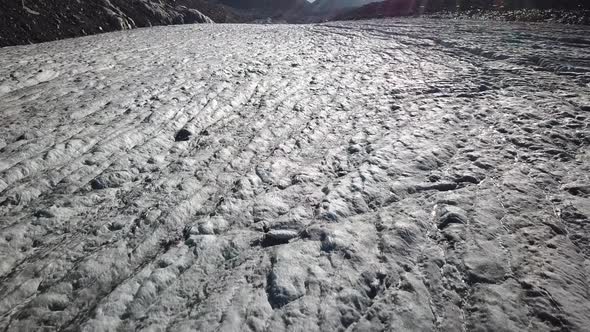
199,0 -> 313,23
0,0 -> 320,46
0,0 -> 219,47
0,18 -> 590,331
428,9 -> 590,25
332,0 -> 590,24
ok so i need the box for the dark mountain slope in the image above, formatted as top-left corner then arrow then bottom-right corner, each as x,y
334,0 -> 415,20
176,0 -> 244,22
312,0 -> 379,14
215,0 -> 308,11
208,0 -> 313,22
0,0 -> 221,47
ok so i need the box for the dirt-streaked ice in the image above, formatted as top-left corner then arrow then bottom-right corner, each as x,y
0,19 -> 589,331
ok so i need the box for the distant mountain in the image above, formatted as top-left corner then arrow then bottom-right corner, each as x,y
312,0 -> 380,14
176,0 -> 244,23
333,0 -> 590,21
285,0 -> 380,22
215,0 -> 308,11
208,0 -> 314,22
0,0 -> 235,47
333,0 -> 416,20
